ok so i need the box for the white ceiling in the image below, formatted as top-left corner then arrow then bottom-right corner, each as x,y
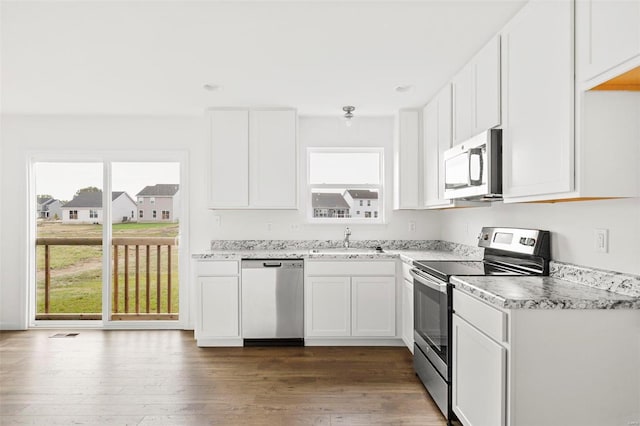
0,0 -> 526,117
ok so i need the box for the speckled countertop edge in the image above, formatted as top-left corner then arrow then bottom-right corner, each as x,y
451,275 -> 640,310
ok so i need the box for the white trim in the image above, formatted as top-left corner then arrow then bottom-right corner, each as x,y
304,338 -> 404,346
27,150 -> 190,331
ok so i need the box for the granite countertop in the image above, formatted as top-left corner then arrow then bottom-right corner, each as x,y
192,248 -> 480,262
451,275 -> 640,310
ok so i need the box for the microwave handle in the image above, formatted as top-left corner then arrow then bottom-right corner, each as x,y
468,148 -> 484,186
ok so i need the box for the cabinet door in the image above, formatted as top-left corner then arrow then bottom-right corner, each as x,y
452,314 -> 506,426
424,85 -> 454,208
453,65 -> 474,144
305,276 -> 351,337
351,276 -> 396,337
436,85 -> 454,202
423,101 -> 440,207
249,109 -> 297,208
209,109 -> 249,207
474,35 -> 501,133
199,276 -> 240,338
502,0 -> 574,199
395,110 -> 422,209
577,0 -> 640,83
401,278 -> 414,352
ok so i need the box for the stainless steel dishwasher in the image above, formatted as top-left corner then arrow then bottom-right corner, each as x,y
241,259 -> 304,346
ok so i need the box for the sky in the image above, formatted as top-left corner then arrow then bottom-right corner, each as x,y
35,162 -> 180,202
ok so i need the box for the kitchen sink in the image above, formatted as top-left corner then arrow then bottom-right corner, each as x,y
308,247 -> 384,254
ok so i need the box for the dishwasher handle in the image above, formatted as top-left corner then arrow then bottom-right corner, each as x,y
241,259 -> 304,269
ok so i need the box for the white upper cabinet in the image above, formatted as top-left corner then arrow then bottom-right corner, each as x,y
453,35 -> 501,145
501,0 -> 574,200
249,109 -> 297,208
394,110 -> 422,209
453,65 -> 474,144
576,0 -> 640,87
208,108 -> 297,209
209,109 -> 250,208
423,84 -> 455,208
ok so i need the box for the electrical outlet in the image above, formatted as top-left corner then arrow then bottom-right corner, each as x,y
266,222 -> 273,232
213,215 -> 221,227
290,223 -> 300,232
594,229 -> 608,253
409,221 -> 416,232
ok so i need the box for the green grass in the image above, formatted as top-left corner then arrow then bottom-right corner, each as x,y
36,222 -> 179,317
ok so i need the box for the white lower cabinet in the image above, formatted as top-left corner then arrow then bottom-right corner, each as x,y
351,276 -> 396,337
453,288 -> 640,426
305,276 -> 351,337
452,314 -> 506,426
200,276 -> 240,338
195,260 -> 242,347
305,261 -> 397,343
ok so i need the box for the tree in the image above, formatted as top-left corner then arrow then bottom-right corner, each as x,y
37,194 -> 53,200
74,187 -> 101,197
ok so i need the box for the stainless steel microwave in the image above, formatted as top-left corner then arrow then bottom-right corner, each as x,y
443,129 -> 502,200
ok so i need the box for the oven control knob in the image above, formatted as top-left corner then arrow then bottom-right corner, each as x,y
520,237 -> 536,246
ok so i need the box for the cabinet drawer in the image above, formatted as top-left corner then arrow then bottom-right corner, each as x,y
453,289 -> 507,343
306,261 -> 395,276
197,261 -> 239,276
402,262 -> 413,282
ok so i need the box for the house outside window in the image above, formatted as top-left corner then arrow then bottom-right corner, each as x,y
139,210 -> 143,219
162,210 -> 170,220
150,197 -> 155,204
137,197 -> 143,204
89,209 -> 98,218
307,148 -> 383,223
152,210 -> 157,219
69,210 -> 78,220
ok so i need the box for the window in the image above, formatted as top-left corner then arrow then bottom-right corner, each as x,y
152,210 -> 157,219
89,209 -> 98,219
162,210 -> 170,220
150,197 -> 155,204
139,210 -> 143,219
69,210 -> 78,220
307,148 -> 383,223
137,197 -> 143,204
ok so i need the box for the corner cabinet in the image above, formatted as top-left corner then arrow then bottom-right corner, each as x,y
304,260 -> 399,345
501,0 -> 575,200
423,84 -> 455,209
194,260 -> 242,347
208,108 -> 297,209
393,109 -> 423,209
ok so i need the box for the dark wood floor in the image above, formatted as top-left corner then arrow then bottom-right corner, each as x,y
0,330 -> 446,425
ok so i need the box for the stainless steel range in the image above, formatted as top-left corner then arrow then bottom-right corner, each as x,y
411,227 -> 551,424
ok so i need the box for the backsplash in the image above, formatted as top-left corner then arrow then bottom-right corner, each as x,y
550,261 -> 640,298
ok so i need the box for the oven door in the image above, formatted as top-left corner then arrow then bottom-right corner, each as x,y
411,268 -> 449,376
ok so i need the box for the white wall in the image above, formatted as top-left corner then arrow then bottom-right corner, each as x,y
436,198 -> 640,275
208,116 -> 440,241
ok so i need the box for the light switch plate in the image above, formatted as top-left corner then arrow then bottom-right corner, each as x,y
594,229 -> 608,253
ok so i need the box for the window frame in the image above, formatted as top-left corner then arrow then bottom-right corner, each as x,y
306,147 -> 384,224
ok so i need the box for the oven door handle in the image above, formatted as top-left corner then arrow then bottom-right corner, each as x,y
410,269 -> 448,294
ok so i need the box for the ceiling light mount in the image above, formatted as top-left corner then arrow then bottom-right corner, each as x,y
343,105 -> 355,121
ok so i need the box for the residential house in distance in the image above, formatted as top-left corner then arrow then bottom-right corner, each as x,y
311,193 -> 350,218
36,197 -> 62,220
61,191 -> 137,224
136,184 -> 180,222
343,189 -> 379,219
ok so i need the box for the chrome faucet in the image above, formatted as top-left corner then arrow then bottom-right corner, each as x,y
343,227 -> 351,249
